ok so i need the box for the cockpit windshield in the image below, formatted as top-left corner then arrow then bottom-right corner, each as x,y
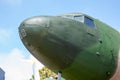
61,15 -> 83,22
74,16 -> 83,22
62,16 -> 74,20
58,13 -> 96,28
84,16 -> 95,28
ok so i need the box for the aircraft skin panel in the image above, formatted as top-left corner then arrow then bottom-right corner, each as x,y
19,13 -> 120,80
61,18 -> 120,80
110,49 -> 120,80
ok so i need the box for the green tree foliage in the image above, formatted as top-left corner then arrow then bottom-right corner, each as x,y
39,67 -> 57,80
29,75 -> 34,80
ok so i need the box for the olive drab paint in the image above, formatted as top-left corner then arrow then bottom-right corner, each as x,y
19,13 -> 120,80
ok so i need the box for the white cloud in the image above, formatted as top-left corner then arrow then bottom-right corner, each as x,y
0,48 -> 43,80
29,55 -> 44,80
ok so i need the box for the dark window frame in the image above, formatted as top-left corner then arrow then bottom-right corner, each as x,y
84,16 -> 96,28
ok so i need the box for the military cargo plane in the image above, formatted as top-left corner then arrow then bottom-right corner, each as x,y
19,13 -> 120,80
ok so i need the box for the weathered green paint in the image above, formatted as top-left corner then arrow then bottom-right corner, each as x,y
19,13 -> 120,80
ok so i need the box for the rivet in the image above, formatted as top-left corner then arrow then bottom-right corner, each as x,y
106,71 -> 111,76
99,39 -> 102,44
96,52 -> 100,56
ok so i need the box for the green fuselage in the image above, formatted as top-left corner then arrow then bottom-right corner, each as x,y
19,13 -> 120,80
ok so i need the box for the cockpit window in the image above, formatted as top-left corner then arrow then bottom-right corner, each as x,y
84,16 -> 95,28
59,14 -> 96,28
62,16 -> 74,20
62,15 -> 83,22
74,16 -> 83,22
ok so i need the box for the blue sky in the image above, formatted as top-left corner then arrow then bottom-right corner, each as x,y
0,0 -> 120,80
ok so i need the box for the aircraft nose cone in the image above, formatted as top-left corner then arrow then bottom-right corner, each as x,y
22,17 -> 49,28
19,16 -> 49,39
19,16 -> 80,71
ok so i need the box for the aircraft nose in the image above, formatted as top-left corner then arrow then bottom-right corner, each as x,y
19,16 -> 80,71
19,16 -> 50,39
